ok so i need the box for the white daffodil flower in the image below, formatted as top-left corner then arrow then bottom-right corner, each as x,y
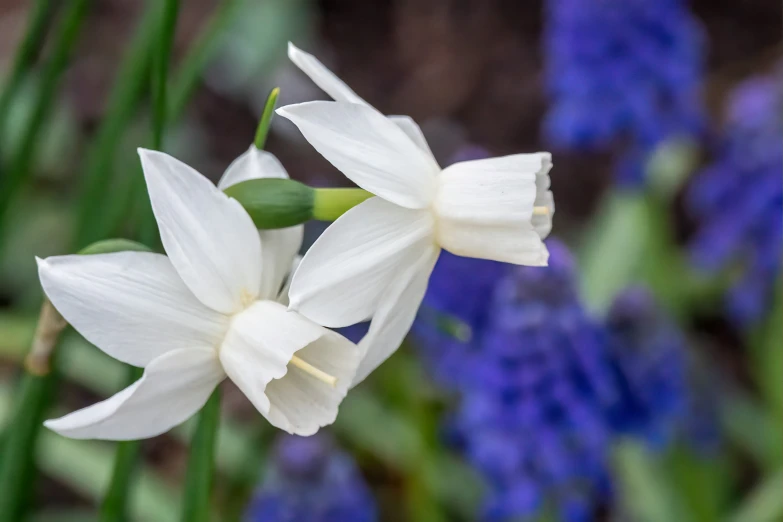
277,101 -> 554,386
38,148 -> 358,440
287,42 -> 434,157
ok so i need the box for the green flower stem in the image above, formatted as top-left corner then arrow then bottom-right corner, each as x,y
254,88 -> 280,150
312,188 -> 373,221
99,366 -> 145,522
180,389 -> 221,522
166,0 -> 241,121
73,2 -> 161,249
0,0 -> 54,147
0,0 -> 91,249
135,0 -> 179,247
224,178 -> 315,229
0,346 -> 61,522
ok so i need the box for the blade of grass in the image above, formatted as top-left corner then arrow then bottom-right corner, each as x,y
180,390 -> 221,522
73,2 -> 160,249
0,0 -> 91,250
98,367 -> 144,522
134,0 -> 179,246
0,0 -> 55,146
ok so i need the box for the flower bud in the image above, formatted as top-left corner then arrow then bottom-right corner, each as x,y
223,178 -> 315,229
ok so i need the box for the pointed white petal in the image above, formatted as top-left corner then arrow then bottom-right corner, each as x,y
352,246 -> 439,387
139,148 -> 263,314
44,348 -> 223,440
277,101 -> 439,209
276,255 -> 302,307
387,115 -> 435,159
37,253 -> 227,367
433,153 -> 551,266
287,42 -> 367,105
220,301 -> 359,435
216,147 -> 304,298
288,197 -> 434,328
217,146 -> 289,189
533,154 -> 554,239
256,227 -> 304,299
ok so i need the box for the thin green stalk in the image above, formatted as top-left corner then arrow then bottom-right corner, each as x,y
0,0 -> 55,146
0,350 -> 60,522
135,0 -> 179,246
180,389 -> 221,522
0,0 -> 91,249
73,2 -> 160,249
254,88 -> 280,150
99,367 -> 144,522
166,0 -> 241,120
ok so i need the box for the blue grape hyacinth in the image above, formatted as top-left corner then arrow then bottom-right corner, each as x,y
447,240 -> 618,522
245,434 -> 377,522
543,0 -> 705,186
686,74 -> 783,326
604,287 -> 690,445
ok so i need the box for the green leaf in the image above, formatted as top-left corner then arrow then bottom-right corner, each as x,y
579,192 -> 651,313
180,389 -> 221,522
726,469 -> 783,522
611,440 -> 693,522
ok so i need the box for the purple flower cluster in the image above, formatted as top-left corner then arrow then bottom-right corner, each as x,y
245,434 -> 377,522
415,239 -> 700,521
686,74 -> 783,326
543,0 -> 705,187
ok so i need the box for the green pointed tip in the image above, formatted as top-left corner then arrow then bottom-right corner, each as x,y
254,87 -> 280,150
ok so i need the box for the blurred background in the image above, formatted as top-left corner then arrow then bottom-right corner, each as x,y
0,0 -> 781,521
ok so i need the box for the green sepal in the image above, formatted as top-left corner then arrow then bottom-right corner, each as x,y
78,238 -> 152,256
223,178 -> 315,229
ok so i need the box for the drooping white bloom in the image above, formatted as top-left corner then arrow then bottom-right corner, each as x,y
277,102 -> 553,386
39,148 -> 358,440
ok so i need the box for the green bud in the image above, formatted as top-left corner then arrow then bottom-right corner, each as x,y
223,178 -> 315,229
78,238 -> 152,255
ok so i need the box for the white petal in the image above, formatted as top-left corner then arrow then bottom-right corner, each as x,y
433,153 -> 550,266
288,197 -> 434,328
277,101 -> 439,209
257,227 -> 304,299
220,301 -> 359,435
37,253 -> 227,367
139,148 -> 263,314
352,246 -> 439,387
44,348 -> 224,440
217,146 -> 290,189
387,115 -> 435,159
287,42 -> 367,105
216,146 -> 304,298
276,255 -> 302,307
533,154 -> 555,239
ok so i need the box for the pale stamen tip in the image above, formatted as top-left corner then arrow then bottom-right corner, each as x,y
533,206 -> 550,216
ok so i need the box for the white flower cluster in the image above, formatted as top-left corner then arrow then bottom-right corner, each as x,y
38,44 -> 554,439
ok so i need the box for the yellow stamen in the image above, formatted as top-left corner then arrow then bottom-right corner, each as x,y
533,206 -> 550,216
290,355 -> 338,387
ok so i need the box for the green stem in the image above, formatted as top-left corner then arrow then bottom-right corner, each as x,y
254,88 -> 280,150
0,0 -> 91,249
0,0 -> 54,147
167,0 -> 242,121
312,188 -> 373,221
135,0 -> 179,247
99,367 -> 144,522
73,2 -> 160,249
0,350 -> 60,522
180,389 -> 221,522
